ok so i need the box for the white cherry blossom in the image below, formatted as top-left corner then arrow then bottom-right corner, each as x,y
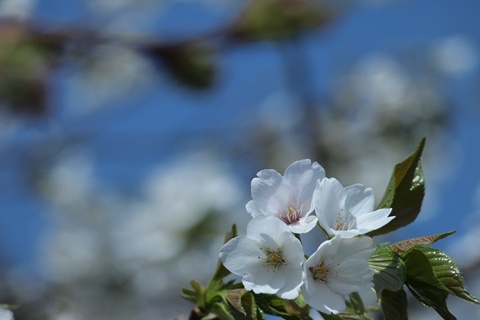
246,159 -> 325,233
314,177 -> 394,238
302,235 -> 375,314
0,309 -> 14,320
219,216 -> 305,299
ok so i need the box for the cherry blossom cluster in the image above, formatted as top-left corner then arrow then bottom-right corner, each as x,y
219,159 -> 394,314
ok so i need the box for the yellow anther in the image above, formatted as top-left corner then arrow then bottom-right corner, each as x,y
309,261 -> 329,282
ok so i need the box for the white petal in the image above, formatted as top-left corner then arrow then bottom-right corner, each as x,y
308,235 -> 343,264
314,178 -> 344,236
289,215 -> 318,234
359,287 -> 379,306
283,159 -> 325,211
303,281 -> 346,314
332,229 -> 361,239
329,236 -> 374,263
251,169 -> 285,214
246,216 -> 290,244
266,183 -> 293,214
355,208 -> 394,234
280,232 -> 305,264
244,265 -> 286,293
329,261 -> 373,294
219,237 -> 264,275
245,200 -> 262,218
243,277 -> 277,295
276,267 -> 303,299
344,184 -> 375,215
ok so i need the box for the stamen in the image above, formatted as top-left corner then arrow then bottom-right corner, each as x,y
309,261 -> 329,282
279,201 -> 304,225
333,208 -> 356,231
259,247 -> 286,272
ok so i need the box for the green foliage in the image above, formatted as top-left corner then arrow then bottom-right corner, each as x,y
0,28 -> 54,115
408,246 -> 480,305
255,294 -> 312,320
370,248 -> 405,297
387,230 -> 456,256
369,137 -> 426,236
381,289 -> 408,320
403,247 -> 455,319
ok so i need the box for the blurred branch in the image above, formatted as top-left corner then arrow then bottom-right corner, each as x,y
0,0 -> 336,116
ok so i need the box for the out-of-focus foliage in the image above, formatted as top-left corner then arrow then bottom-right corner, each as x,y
230,0 -> 332,40
0,23 -> 62,114
0,0 -> 337,115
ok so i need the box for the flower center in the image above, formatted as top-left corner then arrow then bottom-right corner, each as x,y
259,247 -> 286,271
309,261 -> 329,282
333,208 -> 356,231
279,202 -> 304,225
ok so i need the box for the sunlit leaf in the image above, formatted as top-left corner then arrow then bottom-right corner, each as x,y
414,246 -> 480,305
403,247 -> 455,319
387,230 -> 456,256
370,248 -> 405,297
368,138 -> 426,236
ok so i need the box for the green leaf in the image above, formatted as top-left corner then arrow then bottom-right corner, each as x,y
368,138 -> 426,236
369,248 -> 405,297
387,230 -> 456,256
349,292 -> 365,315
241,291 -> 262,319
414,246 -> 480,305
381,289 -> 408,320
403,247 -> 455,319
222,289 -> 267,320
320,311 -> 372,320
320,295 -> 375,320
224,288 -> 247,313
211,302 -> 236,320
255,294 -> 312,320
181,280 -> 206,306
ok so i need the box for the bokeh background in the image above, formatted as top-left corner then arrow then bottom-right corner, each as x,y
0,0 -> 479,319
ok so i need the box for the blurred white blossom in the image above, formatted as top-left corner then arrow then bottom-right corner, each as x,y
0,309 -> 14,320
0,0 -> 35,20
39,151 -> 244,319
64,45 -> 156,116
432,35 -> 478,76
